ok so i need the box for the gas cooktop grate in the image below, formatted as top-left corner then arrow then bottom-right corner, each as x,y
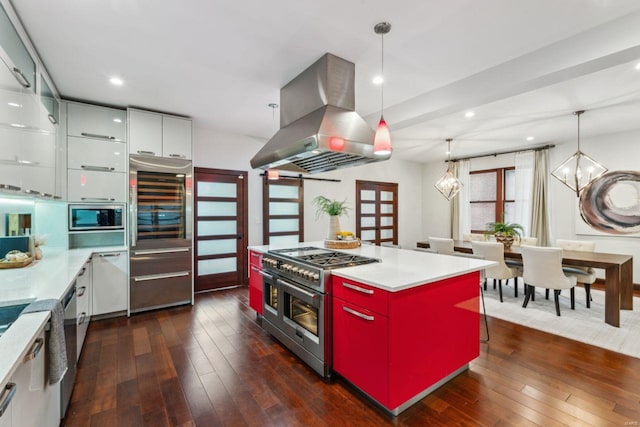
269,247 -> 378,269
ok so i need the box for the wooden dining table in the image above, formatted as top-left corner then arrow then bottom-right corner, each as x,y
416,240 -> 634,327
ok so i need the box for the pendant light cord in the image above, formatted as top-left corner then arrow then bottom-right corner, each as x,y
380,31 -> 385,116
577,112 -> 581,152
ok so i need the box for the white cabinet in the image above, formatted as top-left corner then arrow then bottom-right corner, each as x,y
6,326 -> 59,427
92,251 -> 128,316
67,169 -> 126,203
67,103 -> 126,142
128,109 -> 162,156
0,2 -> 36,95
128,108 -> 192,159
76,259 -> 92,358
66,102 -> 127,203
162,116 -> 192,159
67,136 -> 126,172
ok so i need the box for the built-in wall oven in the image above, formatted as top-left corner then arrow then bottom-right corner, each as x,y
261,247 -> 378,378
129,155 -> 193,313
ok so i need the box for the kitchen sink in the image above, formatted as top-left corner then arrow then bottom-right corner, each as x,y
0,299 -> 35,338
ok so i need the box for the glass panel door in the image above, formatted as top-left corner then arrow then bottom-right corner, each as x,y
194,168 -> 247,292
262,176 -> 304,245
136,171 -> 186,240
356,180 -> 398,246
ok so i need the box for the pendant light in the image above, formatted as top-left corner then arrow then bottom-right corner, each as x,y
434,139 -> 463,200
551,110 -> 607,197
266,103 -> 280,180
373,22 -> 392,156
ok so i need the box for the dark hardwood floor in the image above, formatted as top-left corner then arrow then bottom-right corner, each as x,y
64,287 -> 640,426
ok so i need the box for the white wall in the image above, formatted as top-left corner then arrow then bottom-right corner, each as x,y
193,127 -> 424,249
421,129 -> 640,282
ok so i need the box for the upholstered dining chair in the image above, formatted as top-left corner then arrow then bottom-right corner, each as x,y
463,233 -> 486,242
555,239 -> 596,308
471,241 -> 520,302
428,237 -> 455,255
521,246 -> 579,316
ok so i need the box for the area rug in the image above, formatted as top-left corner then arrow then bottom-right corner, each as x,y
481,282 -> 640,359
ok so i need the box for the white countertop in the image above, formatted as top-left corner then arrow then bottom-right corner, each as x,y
249,241 -> 496,292
0,245 -> 127,389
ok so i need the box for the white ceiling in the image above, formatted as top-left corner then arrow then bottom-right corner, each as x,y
10,0 -> 640,163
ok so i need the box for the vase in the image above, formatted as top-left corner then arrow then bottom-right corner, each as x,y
495,232 -> 514,250
327,215 -> 341,240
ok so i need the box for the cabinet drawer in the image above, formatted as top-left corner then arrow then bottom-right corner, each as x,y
332,277 -> 388,316
130,247 -> 192,277
67,136 -> 126,172
249,250 -> 263,268
67,103 -> 126,142
130,271 -> 192,311
67,169 -> 126,202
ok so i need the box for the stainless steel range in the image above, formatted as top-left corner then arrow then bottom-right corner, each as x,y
260,247 -> 379,378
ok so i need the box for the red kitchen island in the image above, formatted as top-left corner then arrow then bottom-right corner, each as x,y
330,246 -> 493,415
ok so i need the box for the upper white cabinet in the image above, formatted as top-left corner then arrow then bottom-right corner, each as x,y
162,116 -> 192,159
0,3 -> 36,94
128,108 -> 192,159
67,102 -> 127,142
66,102 -> 127,203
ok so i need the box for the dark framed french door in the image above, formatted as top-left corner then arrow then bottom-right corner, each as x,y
356,180 -> 398,246
194,168 -> 248,292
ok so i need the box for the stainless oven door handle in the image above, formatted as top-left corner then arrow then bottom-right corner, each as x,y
133,271 -> 190,282
257,270 -> 273,279
278,279 -> 317,301
132,248 -> 190,256
342,306 -> 375,321
341,282 -> 374,295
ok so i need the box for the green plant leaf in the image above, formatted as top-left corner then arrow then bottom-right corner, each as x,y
313,195 -> 349,219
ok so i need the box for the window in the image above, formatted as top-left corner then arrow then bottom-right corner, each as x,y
469,167 -> 514,233
262,176 -> 304,245
356,180 -> 398,245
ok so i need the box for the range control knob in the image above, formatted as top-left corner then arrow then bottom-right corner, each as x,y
311,273 -> 320,281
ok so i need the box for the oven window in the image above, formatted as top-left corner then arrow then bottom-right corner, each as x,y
266,283 -> 278,311
287,296 -> 318,336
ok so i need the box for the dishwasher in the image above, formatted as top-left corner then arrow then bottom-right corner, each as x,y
60,284 -> 77,418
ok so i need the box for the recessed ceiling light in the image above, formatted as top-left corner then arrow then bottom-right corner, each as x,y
464,111 -> 475,118
635,62 -> 640,70
109,77 -> 124,86
372,75 -> 384,85
113,118 -> 122,123
7,102 -> 21,108
526,136 -> 535,141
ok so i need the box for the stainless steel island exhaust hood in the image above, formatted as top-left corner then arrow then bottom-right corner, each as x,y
250,53 -> 391,174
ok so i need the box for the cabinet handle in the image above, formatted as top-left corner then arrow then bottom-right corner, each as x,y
78,267 -> 86,276
12,67 -> 30,88
77,285 -> 87,296
168,154 -> 186,158
47,114 -> 57,124
133,271 -> 190,282
81,165 -> 116,172
98,252 -> 121,257
342,282 -> 374,295
342,306 -> 375,321
250,266 -> 260,272
81,132 -> 115,140
23,189 -> 41,195
0,383 -> 17,417
24,338 -> 44,362
132,247 -> 189,255
0,184 -> 21,192
137,150 -> 156,156
81,197 -> 115,201
78,312 -> 87,325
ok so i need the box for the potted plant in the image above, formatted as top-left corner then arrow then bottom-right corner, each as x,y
313,196 -> 349,240
484,221 -> 524,249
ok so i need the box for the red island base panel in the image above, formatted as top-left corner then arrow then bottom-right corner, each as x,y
332,272 -> 480,415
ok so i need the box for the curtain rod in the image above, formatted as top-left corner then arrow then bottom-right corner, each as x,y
448,144 -> 555,163
260,173 -> 341,183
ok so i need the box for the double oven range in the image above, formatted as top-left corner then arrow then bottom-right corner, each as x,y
260,247 -> 379,378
